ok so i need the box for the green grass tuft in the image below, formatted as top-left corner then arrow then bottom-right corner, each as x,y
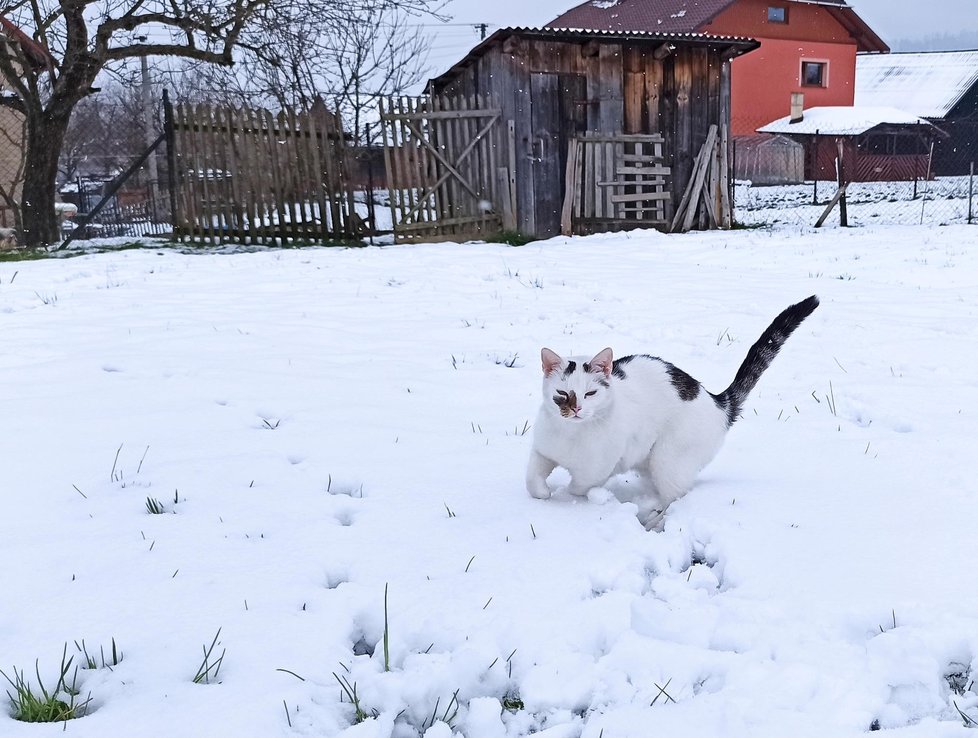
145,497 -> 166,514
484,230 -> 535,246
192,629 -> 225,684
1,645 -> 90,723
75,638 -> 123,670
333,672 -> 370,724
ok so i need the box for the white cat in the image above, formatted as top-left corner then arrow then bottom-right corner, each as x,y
526,296 -> 819,529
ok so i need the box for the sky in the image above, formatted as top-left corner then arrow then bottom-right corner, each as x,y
425,0 -> 978,80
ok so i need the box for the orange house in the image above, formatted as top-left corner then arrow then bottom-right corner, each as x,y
548,0 -> 888,136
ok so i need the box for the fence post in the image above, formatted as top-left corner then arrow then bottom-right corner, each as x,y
162,89 -> 180,242
836,138 -> 848,227
969,161 -> 974,225
365,123 -> 376,246
730,137 -> 737,222
919,139 -> 935,225
811,131 -> 819,204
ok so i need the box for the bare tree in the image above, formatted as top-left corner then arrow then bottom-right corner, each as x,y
0,0 -> 435,247
60,83 -> 144,184
183,4 -> 433,142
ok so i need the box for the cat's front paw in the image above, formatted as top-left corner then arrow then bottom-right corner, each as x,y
527,479 -> 552,499
643,509 -> 666,532
566,484 -> 591,497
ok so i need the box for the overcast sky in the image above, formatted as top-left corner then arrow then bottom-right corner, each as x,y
425,0 -> 978,80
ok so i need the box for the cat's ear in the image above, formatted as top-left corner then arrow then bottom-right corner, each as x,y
588,348 -> 613,378
541,348 -> 563,377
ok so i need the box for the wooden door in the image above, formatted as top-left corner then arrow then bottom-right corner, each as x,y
530,73 -> 587,237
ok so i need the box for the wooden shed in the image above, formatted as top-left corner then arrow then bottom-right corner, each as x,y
423,27 -> 759,239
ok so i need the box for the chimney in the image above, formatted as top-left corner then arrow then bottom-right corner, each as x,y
790,92 -> 804,124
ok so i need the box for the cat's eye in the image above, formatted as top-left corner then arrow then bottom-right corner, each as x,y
585,391 -> 597,397
556,390 -> 568,397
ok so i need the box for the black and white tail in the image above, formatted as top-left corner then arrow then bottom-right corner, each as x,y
714,295 -> 819,425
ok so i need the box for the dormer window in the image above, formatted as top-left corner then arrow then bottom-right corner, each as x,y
768,6 -> 788,23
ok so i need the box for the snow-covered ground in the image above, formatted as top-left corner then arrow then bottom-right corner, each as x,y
736,176 -> 976,228
2,224 -> 977,737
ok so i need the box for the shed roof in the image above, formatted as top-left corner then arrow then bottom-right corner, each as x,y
757,105 -> 939,136
427,26 -> 759,90
548,0 -> 887,53
855,49 -> 978,119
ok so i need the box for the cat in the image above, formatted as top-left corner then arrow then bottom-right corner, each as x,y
526,295 -> 819,530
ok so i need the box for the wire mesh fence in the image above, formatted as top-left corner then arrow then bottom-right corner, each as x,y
0,93 -> 173,247
60,167 -> 172,241
731,127 -> 978,228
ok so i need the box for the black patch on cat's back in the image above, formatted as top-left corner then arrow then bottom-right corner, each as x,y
612,354 -> 700,401
611,354 -> 639,380
665,363 -> 701,401
563,360 -> 577,377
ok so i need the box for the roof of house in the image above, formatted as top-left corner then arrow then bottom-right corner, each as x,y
427,26 -> 759,90
548,0 -> 887,52
855,49 -> 978,119
757,105 -> 939,136
0,16 -> 56,72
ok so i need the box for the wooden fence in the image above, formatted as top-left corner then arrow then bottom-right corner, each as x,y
167,100 -> 357,244
380,96 -> 509,243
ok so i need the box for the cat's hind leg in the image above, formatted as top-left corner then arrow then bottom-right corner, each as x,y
644,419 -> 726,530
526,449 -> 558,499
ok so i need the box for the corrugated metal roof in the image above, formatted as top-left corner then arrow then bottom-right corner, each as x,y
426,26 -> 759,90
757,105 -> 936,135
512,25 -> 757,42
856,50 -> 978,119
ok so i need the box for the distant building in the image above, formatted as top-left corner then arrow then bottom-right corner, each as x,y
856,49 -> 978,174
758,105 -> 943,182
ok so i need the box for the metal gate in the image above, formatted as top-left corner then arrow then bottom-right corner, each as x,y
380,96 -> 511,243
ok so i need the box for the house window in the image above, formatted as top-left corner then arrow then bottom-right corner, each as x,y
768,6 -> 788,23
802,61 -> 827,87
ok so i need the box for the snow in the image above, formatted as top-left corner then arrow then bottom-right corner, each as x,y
2,224 -> 978,737
757,105 -> 935,136
734,175 -> 977,227
856,50 -> 978,119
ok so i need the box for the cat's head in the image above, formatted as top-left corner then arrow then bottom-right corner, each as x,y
539,347 -> 614,421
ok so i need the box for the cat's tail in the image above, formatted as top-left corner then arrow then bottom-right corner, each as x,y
714,295 -> 819,425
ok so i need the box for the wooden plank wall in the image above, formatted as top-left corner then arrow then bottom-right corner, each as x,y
171,103 -> 355,245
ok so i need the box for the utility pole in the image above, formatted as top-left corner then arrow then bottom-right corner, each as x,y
475,23 -> 488,40
137,37 -> 160,211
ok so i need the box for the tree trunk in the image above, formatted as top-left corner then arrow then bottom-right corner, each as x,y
21,111 -> 71,248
